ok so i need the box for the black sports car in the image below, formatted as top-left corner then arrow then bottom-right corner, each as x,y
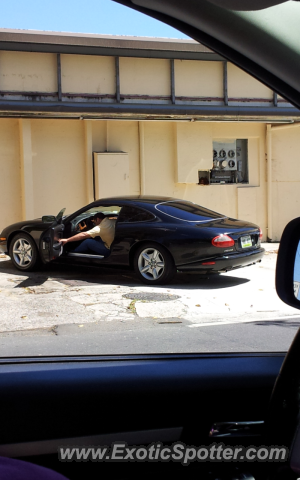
0,196 -> 264,284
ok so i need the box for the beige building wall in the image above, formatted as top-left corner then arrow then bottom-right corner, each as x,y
120,57 -> 170,96
3,116 -> 300,242
30,119 -> 86,217
228,63 -> 273,100
91,120 -> 140,195
175,60 -> 223,98
0,119 -> 21,228
0,49 -> 298,240
61,54 -> 116,94
176,122 -> 213,183
272,126 -> 300,241
0,50 -> 279,101
142,122 -> 177,194
0,51 -> 57,92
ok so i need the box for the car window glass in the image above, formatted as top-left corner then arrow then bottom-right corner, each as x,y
118,206 -> 155,223
71,205 -> 121,231
155,201 -> 226,222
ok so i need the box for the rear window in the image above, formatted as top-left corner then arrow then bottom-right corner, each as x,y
155,201 -> 226,222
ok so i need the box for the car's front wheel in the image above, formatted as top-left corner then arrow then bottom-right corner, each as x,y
9,233 -> 39,271
134,243 -> 176,285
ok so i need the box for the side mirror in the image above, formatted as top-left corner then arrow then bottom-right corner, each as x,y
276,217 -> 300,309
42,215 -> 56,223
294,242 -> 300,300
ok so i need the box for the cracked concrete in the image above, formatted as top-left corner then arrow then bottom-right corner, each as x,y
0,243 -> 298,333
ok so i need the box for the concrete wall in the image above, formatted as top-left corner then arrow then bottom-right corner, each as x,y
0,50 -> 297,240
0,51 -> 57,92
0,119 -> 21,228
228,63 -> 273,100
0,50 -> 276,101
272,126 -> 300,241
120,58 -> 170,96
30,119 -> 86,217
61,54 -> 115,95
0,117 -> 268,236
2,115 -> 300,241
175,60 -> 223,98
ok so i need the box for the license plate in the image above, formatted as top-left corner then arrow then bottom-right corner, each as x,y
241,235 -> 252,248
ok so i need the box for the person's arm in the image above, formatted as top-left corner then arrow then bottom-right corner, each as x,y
59,231 -> 90,246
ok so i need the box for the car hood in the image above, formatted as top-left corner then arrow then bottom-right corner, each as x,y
1,218 -> 49,235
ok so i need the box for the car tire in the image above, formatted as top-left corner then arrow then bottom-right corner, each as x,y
134,242 -> 176,285
9,233 -> 39,272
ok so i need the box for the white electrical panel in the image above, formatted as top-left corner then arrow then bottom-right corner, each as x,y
93,152 -> 129,199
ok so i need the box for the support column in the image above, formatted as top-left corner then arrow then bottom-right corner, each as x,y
19,119 -> 34,220
84,120 -> 94,203
115,57 -> 120,103
266,124 -> 273,242
170,59 -> 175,105
223,61 -> 228,106
106,121 -> 109,151
138,121 -> 146,195
57,54 -> 62,101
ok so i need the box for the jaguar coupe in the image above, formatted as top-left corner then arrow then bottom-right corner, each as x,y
0,196 -> 264,284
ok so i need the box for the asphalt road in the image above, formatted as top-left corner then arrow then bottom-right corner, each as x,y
0,313 -> 299,356
0,243 -> 299,357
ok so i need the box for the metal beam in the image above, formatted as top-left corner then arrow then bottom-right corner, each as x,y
223,61 -> 228,106
115,57 -> 120,103
170,59 -> 175,104
0,100 -> 299,117
57,54 -> 62,101
0,42 -> 223,62
266,124 -> 273,242
273,92 -> 278,107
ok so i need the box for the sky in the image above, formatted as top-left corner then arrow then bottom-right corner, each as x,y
0,0 -> 188,39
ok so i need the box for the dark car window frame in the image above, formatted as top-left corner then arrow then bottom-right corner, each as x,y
117,205 -> 156,224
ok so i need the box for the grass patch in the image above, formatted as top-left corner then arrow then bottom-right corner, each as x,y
128,300 -> 137,314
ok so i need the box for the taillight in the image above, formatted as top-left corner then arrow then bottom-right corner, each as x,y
259,228 -> 263,240
212,235 -> 234,248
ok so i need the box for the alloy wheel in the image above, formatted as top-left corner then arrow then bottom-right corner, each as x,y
137,247 -> 165,281
12,238 -> 33,267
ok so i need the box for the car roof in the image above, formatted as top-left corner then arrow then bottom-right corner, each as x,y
96,195 -> 181,204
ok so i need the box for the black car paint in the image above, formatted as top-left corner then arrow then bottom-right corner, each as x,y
0,196 -> 264,273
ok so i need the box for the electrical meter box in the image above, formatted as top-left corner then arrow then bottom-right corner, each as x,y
210,139 -> 248,184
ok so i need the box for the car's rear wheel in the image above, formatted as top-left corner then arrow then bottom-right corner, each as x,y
9,233 -> 39,271
134,243 -> 176,285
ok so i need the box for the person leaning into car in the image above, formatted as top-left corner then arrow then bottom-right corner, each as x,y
59,212 -> 116,257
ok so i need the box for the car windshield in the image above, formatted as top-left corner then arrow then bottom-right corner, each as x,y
0,0 -> 299,357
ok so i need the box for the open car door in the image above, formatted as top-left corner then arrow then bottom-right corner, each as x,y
39,209 -> 65,264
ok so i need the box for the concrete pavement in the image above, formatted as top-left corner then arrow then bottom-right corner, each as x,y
0,243 -> 298,334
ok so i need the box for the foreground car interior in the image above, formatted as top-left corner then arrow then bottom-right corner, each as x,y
1,1 -> 300,479
0,353 -> 288,480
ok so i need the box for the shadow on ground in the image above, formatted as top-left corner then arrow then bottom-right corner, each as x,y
0,259 -> 250,290
253,319 -> 300,328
